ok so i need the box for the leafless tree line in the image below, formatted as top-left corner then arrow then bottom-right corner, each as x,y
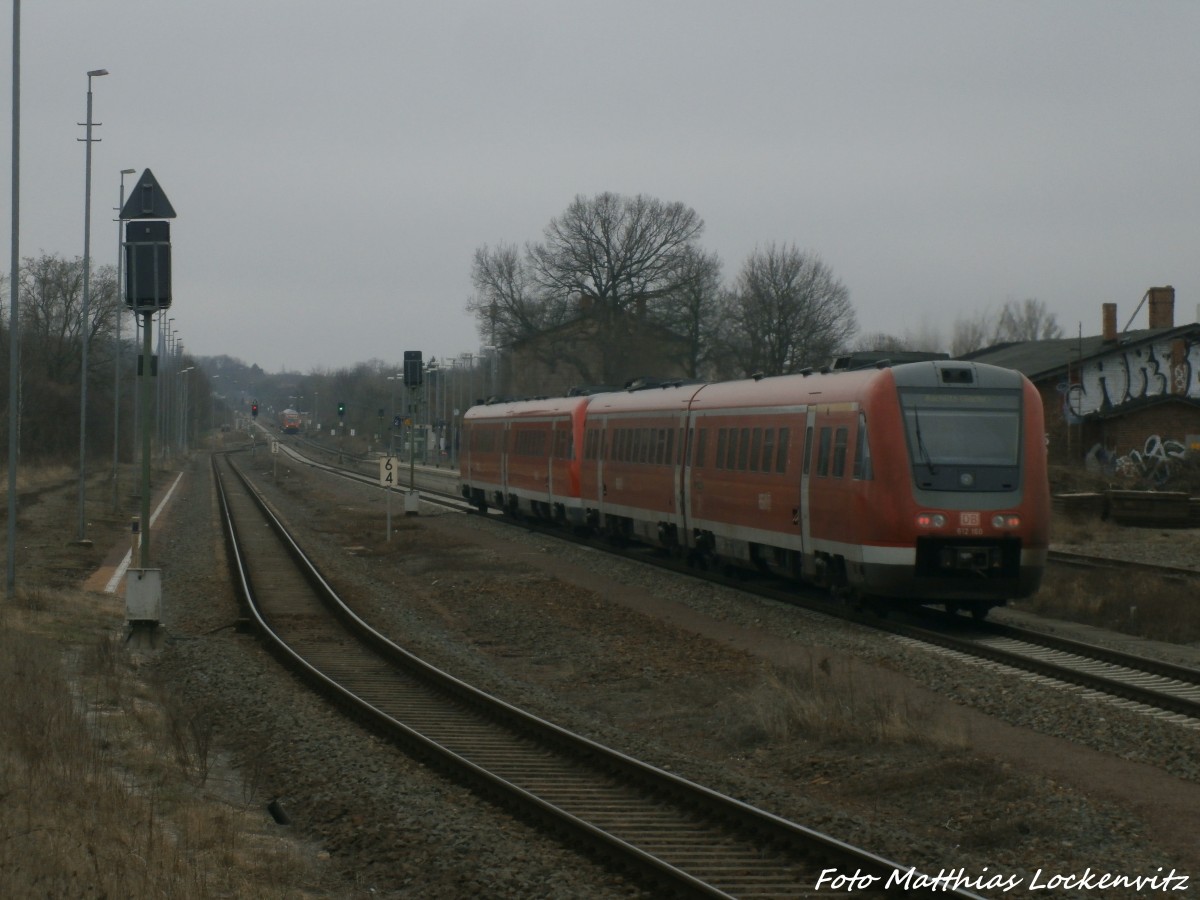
468,193 -> 856,386
470,192 -> 1065,390
0,253 -> 210,465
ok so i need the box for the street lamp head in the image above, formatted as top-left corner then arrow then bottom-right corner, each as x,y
121,167 -> 136,175
87,68 -> 109,78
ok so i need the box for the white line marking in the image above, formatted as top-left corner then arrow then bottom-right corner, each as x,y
104,471 -> 186,593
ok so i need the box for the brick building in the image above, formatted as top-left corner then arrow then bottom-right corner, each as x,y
964,287 -> 1200,474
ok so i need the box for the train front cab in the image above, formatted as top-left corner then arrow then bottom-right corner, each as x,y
855,361 -> 1049,616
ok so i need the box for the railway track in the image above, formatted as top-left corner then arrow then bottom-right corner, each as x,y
274,438 -> 1200,729
215,449 -> 979,899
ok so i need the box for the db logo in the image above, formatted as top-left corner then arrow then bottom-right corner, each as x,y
959,512 -> 981,527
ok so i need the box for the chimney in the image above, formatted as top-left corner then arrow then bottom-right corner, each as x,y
1147,285 -> 1175,329
1102,303 -> 1117,342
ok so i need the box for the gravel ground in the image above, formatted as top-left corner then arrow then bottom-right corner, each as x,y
142,449 -> 1200,898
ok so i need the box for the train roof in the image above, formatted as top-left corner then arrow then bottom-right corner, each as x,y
588,361 -> 1029,415
585,382 -> 705,415
463,361 -> 1029,423
463,394 -> 591,421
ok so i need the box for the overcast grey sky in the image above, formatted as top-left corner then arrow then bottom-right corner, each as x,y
4,1 -> 1198,374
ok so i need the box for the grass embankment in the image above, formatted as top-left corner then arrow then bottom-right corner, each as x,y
0,460 -> 330,898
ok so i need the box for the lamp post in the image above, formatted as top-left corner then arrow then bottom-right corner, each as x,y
111,166 -> 135,512
210,375 -> 221,434
7,0 -> 21,595
177,366 -> 193,452
76,67 -> 108,542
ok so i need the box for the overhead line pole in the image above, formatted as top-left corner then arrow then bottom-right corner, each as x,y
7,0 -> 20,597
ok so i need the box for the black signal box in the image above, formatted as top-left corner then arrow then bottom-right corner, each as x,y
124,220 -> 172,311
404,350 -> 423,386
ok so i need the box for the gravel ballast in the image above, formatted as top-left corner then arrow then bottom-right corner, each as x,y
142,450 -> 1200,898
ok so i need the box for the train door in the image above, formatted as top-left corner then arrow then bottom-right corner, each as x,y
592,414 -> 608,527
799,406 -> 816,577
673,411 -> 688,525
500,420 -> 511,505
546,417 -> 559,509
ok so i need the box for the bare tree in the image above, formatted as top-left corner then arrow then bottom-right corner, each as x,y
467,243 -> 565,348
4,254 -> 120,460
525,193 -> 705,384
995,298 -> 1063,342
723,244 -> 856,376
952,298 -> 1062,355
660,245 -> 722,379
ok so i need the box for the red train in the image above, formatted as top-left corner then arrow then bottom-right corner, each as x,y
279,408 -> 302,434
460,360 -> 1049,618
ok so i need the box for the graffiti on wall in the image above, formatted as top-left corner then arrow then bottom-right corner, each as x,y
1086,436 -> 1188,484
1067,337 -> 1200,417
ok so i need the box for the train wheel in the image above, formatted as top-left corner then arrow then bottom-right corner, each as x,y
970,602 -> 990,621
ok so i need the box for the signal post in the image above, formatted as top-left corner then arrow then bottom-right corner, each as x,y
403,350 -> 422,515
120,170 -> 176,636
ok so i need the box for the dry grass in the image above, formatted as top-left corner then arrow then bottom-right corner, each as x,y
1027,511 -> 1200,643
0,463 -> 335,899
1018,569 -> 1200,644
730,658 -> 968,749
0,594 -> 327,898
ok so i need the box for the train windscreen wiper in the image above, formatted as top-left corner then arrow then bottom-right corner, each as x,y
913,409 -> 938,475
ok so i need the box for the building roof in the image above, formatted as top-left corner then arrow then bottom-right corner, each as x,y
961,323 -> 1200,381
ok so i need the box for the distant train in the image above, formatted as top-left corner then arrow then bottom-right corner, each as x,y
460,360 -> 1050,619
279,408 -> 302,434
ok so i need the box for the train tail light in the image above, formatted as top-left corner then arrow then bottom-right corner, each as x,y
992,514 -> 1021,529
915,513 -> 945,528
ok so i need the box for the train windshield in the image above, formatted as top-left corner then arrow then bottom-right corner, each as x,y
899,390 -> 1021,487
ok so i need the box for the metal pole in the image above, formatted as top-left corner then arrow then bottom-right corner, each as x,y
77,68 -> 108,542
7,0 -> 20,597
139,310 -> 153,564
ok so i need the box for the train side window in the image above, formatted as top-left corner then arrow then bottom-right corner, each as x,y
816,426 -> 832,476
638,428 -> 650,464
776,426 -> 790,474
667,428 -> 676,465
715,428 -> 727,470
724,429 -> 738,470
761,428 -> 775,472
853,413 -> 873,479
802,426 -> 813,475
614,428 -> 625,462
832,427 -> 849,477
696,428 -> 707,467
737,428 -> 751,470
654,428 -> 666,465
749,428 -> 762,472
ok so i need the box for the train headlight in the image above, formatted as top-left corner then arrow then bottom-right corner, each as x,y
916,513 -> 945,528
991,514 -> 1021,529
